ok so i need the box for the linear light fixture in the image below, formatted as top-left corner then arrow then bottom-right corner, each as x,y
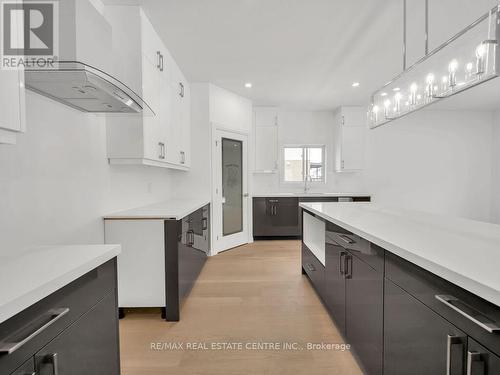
369,6 -> 500,129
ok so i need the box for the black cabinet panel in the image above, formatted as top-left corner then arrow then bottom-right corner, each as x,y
346,255 -> 383,375
386,252 -> 500,355
35,292 -> 119,375
252,198 -> 273,237
468,338 -> 500,375
301,244 -> 325,297
385,279 -> 467,375
9,359 -> 34,375
324,241 -> 346,335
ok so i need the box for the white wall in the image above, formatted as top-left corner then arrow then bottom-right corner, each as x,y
363,110 -> 494,221
251,108 -> 495,222
0,93 -> 173,253
491,111 -> 500,224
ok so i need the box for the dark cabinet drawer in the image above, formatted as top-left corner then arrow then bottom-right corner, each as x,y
385,279 -> 467,375
0,260 -> 117,375
302,243 -> 325,297
468,338 -> 500,374
35,291 -> 119,375
385,252 -> 500,355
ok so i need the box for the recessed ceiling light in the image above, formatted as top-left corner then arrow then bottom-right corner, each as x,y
244,82 -> 252,88
393,87 -> 400,91
352,82 -> 360,87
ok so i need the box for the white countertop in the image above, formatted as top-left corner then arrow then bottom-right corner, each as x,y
103,198 -> 210,220
0,244 -> 121,324
300,202 -> 500,307
252,192 -> 370,198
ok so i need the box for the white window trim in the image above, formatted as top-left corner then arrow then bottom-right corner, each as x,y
280,144 -> 327,185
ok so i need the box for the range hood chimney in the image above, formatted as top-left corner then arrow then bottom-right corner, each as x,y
24,0 -> 153,115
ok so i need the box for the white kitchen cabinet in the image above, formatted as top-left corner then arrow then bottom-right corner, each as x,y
105,6 -> 190,170
334,106 -> 366,172
253,107 -> 278,173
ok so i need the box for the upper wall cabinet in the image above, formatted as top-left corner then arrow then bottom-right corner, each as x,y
105,6 -> 190,170
334,106 -> 366,172
253,107 -> 278,173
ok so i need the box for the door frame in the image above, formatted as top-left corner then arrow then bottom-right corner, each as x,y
211,124 -> 250,255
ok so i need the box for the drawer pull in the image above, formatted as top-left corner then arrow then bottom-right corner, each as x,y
202,217 -> 208,230
339,251 -> 347,275
306,263 -> 316,272
436,295 -> 500,333
337,234 -> 355,245
467,351 -> 485,375
447,335 -> 465,375
0,308 -> 69,354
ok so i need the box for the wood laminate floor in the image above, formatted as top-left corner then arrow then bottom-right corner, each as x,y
119,240 -> 363,375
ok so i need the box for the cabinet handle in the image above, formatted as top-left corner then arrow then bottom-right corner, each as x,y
179,82 -> 184,97
435,295 -> 500,333
337,234 -> 355,245
41,353 -> 59,375
345,254 -> 352,279
158,142 -> 165,159
0,308 -> 69,354
339,251 -> 347,275
180,151 -> 185,164
156,51 -> 161,69
307,263 -> 315,272
341,160 -> 345,169
447,335 -> 465,375
467,352 -> 485,375
202,217 -> 208,230
273,205 -> 277,216
159,53 -> 164,72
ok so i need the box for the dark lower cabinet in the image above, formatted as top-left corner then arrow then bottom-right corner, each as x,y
35,292 -> 119,375
10,359 -> 34,375
384,279 -> 467,375
324,241 -> 346,335
345,255 -> 383,375
253,197 -> 300,237
468,338 -> 500,375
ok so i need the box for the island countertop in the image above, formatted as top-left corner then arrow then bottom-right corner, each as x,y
299,202 -> 500,307
103,198 -> 210,220
0,244 -> 121,324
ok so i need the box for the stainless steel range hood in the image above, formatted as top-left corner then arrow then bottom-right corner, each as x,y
25,61 -> 154,115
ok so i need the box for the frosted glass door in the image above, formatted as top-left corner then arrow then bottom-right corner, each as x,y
222,138 -> 243,236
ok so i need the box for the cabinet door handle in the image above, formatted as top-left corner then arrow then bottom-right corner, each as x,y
337,234 -> 355,245
156,51 -> 161,69
179,82 -> 184,97
0,308 -> 69,354
447,335 -> 465,375
201,217 -> 208,230
467,352 -> 485,375
345,254 -> 352,279
435,295 -> 500,333
273,205 -> 277,216
159,54 -> 164,72
41,353 -> 59,375
158,142 -> 165,159
180,151 -> 185,164
339,251 -> 346,275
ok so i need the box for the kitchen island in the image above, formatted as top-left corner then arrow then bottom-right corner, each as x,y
300,202 -> 500,375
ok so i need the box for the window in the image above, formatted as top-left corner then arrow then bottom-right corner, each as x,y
283,146 -> 325,183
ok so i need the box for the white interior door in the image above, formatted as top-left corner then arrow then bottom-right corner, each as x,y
212,128 -> 249,253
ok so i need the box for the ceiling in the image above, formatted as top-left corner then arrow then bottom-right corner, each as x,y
102,0 -> 407,110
